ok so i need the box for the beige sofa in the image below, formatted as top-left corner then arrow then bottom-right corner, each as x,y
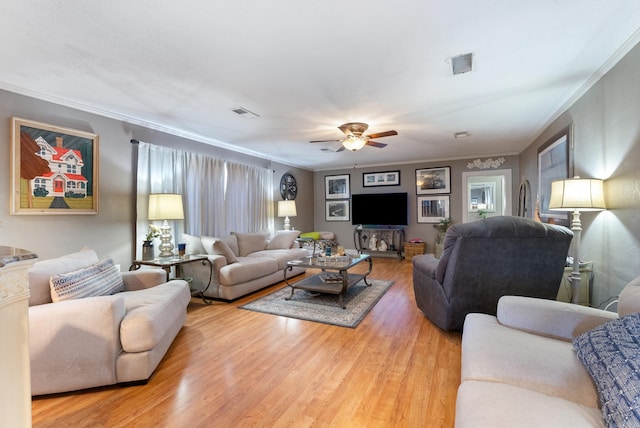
181,230 -> 308,300
28,249 -> 191,395
456,276 -> 640,427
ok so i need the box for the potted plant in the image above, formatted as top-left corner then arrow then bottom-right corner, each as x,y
142,224 -> 161,260
434,217 -> 454,258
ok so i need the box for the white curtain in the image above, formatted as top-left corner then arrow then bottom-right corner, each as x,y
136,142 -> 274,257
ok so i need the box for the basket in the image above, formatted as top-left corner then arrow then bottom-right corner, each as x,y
404,242 -> 427,258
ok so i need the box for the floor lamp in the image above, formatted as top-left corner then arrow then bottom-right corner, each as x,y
148,193 -> 185,257
548,177 -> 606,304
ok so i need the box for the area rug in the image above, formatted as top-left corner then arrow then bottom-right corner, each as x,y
239,279 -> 394,328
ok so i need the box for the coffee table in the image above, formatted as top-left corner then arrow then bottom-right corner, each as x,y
283,254 -> 372,309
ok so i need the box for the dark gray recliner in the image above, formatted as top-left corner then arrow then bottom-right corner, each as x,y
412,216 -> 573,331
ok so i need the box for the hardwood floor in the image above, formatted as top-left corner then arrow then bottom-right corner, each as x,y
31,258 -> 461,427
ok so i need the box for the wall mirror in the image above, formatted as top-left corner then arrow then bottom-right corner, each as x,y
462,169 -> 512,223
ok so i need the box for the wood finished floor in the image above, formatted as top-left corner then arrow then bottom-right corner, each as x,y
31,257 -> 462,427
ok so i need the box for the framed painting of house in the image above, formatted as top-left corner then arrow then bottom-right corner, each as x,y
11,117 -> 99,215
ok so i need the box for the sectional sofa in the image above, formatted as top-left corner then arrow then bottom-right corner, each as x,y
181,230 -> 308,300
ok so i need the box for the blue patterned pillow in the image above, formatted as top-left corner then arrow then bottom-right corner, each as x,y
573,312 -> 640,427
50,257 -> 124,302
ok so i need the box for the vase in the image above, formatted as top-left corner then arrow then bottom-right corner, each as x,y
142,240 -> 154,261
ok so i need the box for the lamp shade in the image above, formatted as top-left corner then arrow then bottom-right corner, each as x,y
548,177 -> 606,211
277,200 -> 297,217
148,194 -> 185,220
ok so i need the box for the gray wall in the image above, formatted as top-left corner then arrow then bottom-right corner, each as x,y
0,90 -> 313,267
519,42 -> 640,308
313,156 -> 519,253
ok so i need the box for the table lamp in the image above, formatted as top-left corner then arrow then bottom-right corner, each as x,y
278,200 -> 297,231
549,177 -> 606,304
148,193 -> 185,257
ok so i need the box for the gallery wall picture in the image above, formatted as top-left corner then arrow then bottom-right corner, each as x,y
325,174 -> 350,199
363,170 -> 400,187
11,117 -> 99,215
417,195 -> 450,223
416,166 -> 451,194
325,200 -> 350,221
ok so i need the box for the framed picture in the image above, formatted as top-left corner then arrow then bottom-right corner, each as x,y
416,166 -> 451,194
325,200 -> 350,221
11,117 -> 99,215
538,126 -> 572,225
417,196 -> 450,223
363,170 -> 400,187
325,174 -> 350,199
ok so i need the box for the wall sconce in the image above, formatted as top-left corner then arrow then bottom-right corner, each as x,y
148,193 -> 185,257
549,177 -> 606,304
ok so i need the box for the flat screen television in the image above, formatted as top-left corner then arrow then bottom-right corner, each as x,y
351,192 -> 408,226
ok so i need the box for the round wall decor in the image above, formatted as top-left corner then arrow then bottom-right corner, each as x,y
280,173 -> 297,200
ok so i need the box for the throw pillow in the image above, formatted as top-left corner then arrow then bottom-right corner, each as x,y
28,249 -> 100,306
50,257 -> 124,302
212,239 -> 238,264
200,236 -> 217,255
573,312 -> 640,427
267,230 -> 301,250
300,231 -> 321,240
232,232 -> 269,256
182,233 -> 205,255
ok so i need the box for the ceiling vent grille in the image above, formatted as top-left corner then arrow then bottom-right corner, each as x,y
231,107 -> 259,119
452,53 -> 473,75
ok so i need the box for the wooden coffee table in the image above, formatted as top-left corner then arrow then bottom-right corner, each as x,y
283,254 -> 372,309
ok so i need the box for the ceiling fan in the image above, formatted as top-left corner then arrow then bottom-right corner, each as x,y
310,122 -> 398,151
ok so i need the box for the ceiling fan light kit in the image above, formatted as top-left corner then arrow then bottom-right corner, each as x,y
310,122 -> 398,152
342,135 -> 367,151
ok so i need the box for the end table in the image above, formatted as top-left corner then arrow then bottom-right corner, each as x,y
129,255 -> 214,304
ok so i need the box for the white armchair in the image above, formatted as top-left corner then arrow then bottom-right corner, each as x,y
28,249 -> 191,395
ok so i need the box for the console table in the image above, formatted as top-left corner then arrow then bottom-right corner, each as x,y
354,226 -> 404,259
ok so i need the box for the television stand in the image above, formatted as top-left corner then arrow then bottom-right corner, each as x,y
354,226 -> 405,259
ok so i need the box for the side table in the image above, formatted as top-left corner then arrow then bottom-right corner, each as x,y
129,255 -> 214,304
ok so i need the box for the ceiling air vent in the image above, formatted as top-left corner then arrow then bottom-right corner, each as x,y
451,53 -> 473,75
231,107 -> 259,119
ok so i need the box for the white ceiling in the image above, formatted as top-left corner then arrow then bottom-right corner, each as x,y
2,1 -> 640,170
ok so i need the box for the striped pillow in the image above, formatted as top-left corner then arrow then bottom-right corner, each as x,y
50,257 -> 124,302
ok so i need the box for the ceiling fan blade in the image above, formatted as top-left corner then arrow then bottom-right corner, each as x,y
310,139 -> 341,143
366,140 -> 387,148
365,130 -> 398,139
336,145 -> 346,152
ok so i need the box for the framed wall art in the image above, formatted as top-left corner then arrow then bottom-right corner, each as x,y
416,166 -> 451,194
11,117 -> 99,215
325,200 -> 350,221
325,174 -> 350,199
363,170 -> 400,187
417,195 -> 450,223
538,126 -> 572,225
